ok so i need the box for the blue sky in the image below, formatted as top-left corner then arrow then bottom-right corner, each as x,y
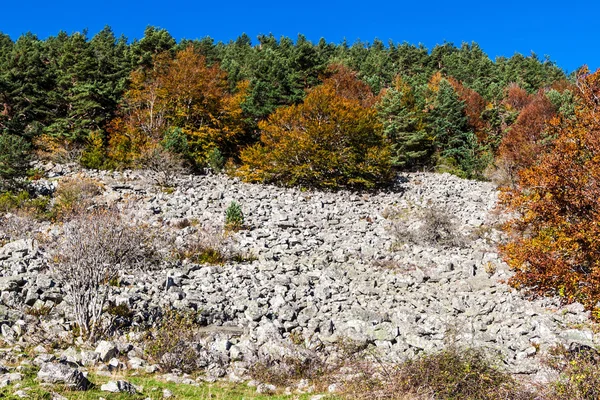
0,0 -> 594,73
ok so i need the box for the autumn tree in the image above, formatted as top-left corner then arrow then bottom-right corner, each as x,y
237,68 -> 392,189
495,89 -> 557,185
501,68 -> 600,317
108,46 -> 248,167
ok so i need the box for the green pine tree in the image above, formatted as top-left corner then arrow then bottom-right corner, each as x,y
376,77 -> 431,169
428,79 -> 481,178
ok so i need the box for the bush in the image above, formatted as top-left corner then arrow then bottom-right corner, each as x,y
388,203 -> 464,248
145,310 -> 215,374
0,133 -> 31,192
170,225 -> 254,265
237,72 -> 393,189
50,208 -> 158,341
139,145 -> 189,187
545,344 -> 600,399
0,211 -> 42,245
80,131 -> 110,169
33,134 -> 83,164
224,201 -> 244,231
249,351 -> 327,388
50,176 -> 104,221
342,348 -> 536,400
207,147 -> 225,173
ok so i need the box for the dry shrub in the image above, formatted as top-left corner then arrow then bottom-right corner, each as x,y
50,208 -> 158,341
342,348 -> 536,400
145,310 -> 211,373
0,211 -> 42,244
50,176 -> 104,220
543,344 -> 600,400
33,134 -> 84,164
249,351 -> 328,388
139,146 -> 189,187
171,226 -> 255,265
388,204 -> 464,248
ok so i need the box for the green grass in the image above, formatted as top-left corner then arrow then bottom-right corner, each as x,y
0,369 -> 334,400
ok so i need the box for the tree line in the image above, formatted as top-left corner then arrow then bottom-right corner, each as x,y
0,26 -> 573,189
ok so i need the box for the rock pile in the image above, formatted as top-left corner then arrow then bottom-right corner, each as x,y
0,166 -> 597,383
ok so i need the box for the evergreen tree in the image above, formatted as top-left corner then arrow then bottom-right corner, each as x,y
0,133 -> 30,191
130,26 -> 176,68
376,77 -> 431,168
0,33 -> 52,138
428,79 -> 482,178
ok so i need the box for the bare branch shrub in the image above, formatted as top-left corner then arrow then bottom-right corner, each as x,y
145,310 -> 203,373
0,211 -> 42,244
50,176 -> 104,220
388,204 -> 465,248
50,208 -> 158,342
140,146 -> 189,187
342,347 -> 537,400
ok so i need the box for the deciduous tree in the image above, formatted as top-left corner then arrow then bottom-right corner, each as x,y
501,68 -> 600,317
237,73 -> 392,189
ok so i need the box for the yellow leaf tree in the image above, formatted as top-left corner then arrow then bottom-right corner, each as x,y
237,68 -> 392,189
108,46 -> 248,167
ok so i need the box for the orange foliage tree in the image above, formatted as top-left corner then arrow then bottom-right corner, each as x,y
495,89 -> 557,185
447,77 -> 487,141
501,68 -> 600,317
108,46 -> 247,167
236,67 -> 392,189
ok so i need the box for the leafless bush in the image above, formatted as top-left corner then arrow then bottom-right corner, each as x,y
0,212 -> 41,244
341,348 -> 537,400
50,176 -> 104,220
388,204 -> 465,248
50,208 -> 159,342
145,310 -> 227,374
140,146 -> 189,187
170,226 -> 256,265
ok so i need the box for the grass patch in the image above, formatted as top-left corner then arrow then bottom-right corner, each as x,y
0,369 -> 327,400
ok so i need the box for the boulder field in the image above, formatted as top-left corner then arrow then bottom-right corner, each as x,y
1,166 -> 597,383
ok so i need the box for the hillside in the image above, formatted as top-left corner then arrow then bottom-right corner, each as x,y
0,165 -> 597,398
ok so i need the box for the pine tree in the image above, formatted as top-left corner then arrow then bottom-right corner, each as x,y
428,79 -> 481,178
376,77 -> 431,168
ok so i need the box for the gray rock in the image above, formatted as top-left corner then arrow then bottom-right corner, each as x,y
37,363 -> 90,390
94,341 -> 118,362
0,373 -> 22,388
100,380 -> 138,394
256,383 -> 277,394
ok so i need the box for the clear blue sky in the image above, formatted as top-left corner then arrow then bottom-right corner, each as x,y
0,0 -> 594,74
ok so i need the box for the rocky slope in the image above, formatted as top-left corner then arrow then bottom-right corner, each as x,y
0,166 -> 597,386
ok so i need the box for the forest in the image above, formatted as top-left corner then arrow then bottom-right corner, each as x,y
2,26 -> 600,315
0,26 -> 572,183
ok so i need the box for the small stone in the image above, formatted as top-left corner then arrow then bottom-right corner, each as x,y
256,383 -> 276,394
94,341 -> 118,362
100,380 -> 137,394
163,388 -> 173,398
